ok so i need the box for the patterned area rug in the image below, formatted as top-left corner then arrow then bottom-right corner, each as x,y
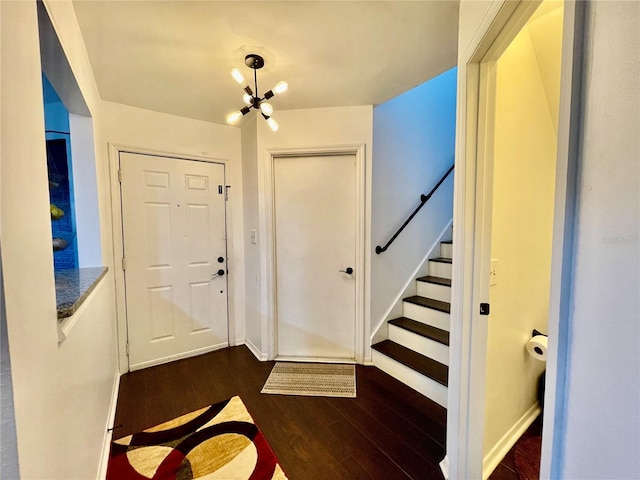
107,396 -> 287,480
261,362 -> 356,398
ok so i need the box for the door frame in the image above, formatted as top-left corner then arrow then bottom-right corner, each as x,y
447,1 -> 585,479
258,145 -> 368,363
108,144 -> 236,373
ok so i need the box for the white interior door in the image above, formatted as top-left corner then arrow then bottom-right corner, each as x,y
120,152 -> 228,370
274,154 -> 357,361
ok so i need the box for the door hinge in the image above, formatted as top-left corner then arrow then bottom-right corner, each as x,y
225,185 -> 231,201
122,257 -> 126,271
118,169 -> 122,183
480,303 -> 490,315
126,342 -> 130,355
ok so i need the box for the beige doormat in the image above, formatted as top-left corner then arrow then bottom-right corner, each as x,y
261,362 -> 356,398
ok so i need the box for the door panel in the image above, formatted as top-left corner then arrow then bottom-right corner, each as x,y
120,152 -> 228,369
274,154 -> 356,360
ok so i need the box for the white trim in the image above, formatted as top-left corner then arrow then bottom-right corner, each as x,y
96,369 -> 120,480
448,1 -> 583,479
275,356 -> 356,364
108,144 -> 235,373
258,145 -> 368,364
370,219 -> 453,345
540,3 -> 585,477
439,455 -> 450,480
371,350 -> 448,407
129,342 -> 229,372
243,337 -> 267,361
388,324 -> 449,366
483,403 -> 541,479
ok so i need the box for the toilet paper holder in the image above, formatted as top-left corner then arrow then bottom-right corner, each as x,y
527,330 -> 549,361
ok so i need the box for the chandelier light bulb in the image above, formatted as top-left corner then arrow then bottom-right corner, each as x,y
226,110 -> 243,125
273,81 -> 288,95
243,93 -> 253,106
266,117 -> 279,132
259,102 -> 274,117
231,68 -> 246,87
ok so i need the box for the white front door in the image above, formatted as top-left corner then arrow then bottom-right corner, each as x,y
120,152 -> 228,370
274,154 -> 357,361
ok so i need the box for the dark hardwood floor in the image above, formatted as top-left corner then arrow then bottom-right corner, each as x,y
489,417 -> 542,480
113,346 -> 447,479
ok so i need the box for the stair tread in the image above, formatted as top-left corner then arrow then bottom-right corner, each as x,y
404,295 -> 451,314
389,317 -> 450,346
417,275 -> 452,287
372,340 -> 448,386
430,257 -> 452,264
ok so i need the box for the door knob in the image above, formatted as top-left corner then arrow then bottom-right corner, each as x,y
339,267 -> 354,275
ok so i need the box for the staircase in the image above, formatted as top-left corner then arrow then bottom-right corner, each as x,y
372,240 -> 452,408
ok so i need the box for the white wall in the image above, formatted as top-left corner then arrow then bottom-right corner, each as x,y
241,106 -> 373,358
0,248 -> 20,480
560,2 -> 639,478
483,6 -> 561,469
99,100 -> 245,367
371,68 -> 456,338
69,113 -> 102,267
0,2 -> 118,478
2,2 -> 247,476
240,115 -> 261,355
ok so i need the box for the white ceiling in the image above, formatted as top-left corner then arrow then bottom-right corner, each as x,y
72,1 -> 460,125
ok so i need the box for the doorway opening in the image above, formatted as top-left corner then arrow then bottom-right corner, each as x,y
482,2 -> 565,478
447,0 -> 583,478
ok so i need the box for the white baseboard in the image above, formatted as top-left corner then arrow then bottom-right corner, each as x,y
439,454 -> 449,479
483,402 -> 541,480
97,369 -> 120,480
243,337 -> 267,361
275,355 -> 356,364
129,342 -> 229,371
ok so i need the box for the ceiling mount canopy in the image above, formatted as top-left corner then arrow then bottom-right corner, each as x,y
226,53 -> 288,132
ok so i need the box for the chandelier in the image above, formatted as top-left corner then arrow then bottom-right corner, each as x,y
226,54 -> 288,132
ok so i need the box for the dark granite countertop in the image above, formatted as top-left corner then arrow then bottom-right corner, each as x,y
55,266 -> 108,319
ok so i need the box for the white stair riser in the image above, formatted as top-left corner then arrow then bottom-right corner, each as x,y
388,325 -> 449,366
440,243 -> 453,259
372,350 -> 448,408
429,261 -> 452,279
403,302 -> 450,331
417,281 -> 451,303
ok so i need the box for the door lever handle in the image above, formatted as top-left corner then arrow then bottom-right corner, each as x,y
211,269 -> 226,279
339,267 -> 354,275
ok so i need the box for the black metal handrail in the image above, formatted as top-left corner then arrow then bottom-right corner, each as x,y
375,164 -> 454,254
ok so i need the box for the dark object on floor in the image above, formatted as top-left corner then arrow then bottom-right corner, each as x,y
513,435 -> 542,480
538,371 -> 546,411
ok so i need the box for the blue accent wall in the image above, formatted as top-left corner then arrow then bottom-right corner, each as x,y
42,74 -> 78,270
370,67 -> 457,334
